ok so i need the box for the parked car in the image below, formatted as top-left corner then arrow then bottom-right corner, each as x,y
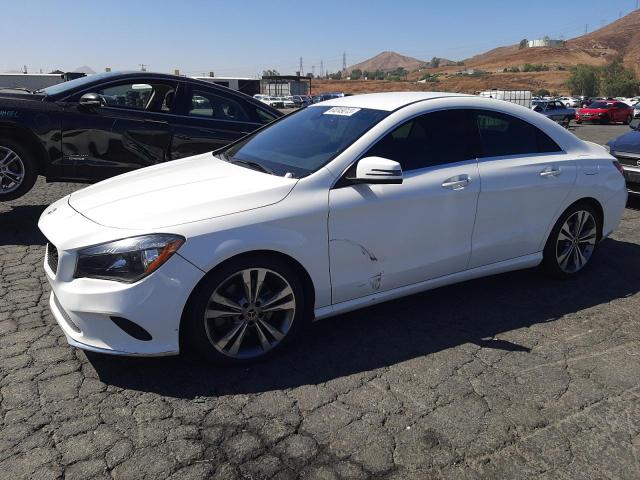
575,101 -> 634,125
531,100 -> 574,127
39,92 -> 626,363
260,96 -> 284,108
279,96 -> 296,108
558,97 -> 580,108
312,93 -> 344,103
634,103 -> 640,119
606,119 -> 640,193
0,71 -> 282,201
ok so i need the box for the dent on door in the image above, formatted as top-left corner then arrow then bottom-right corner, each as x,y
329,238 -> 384,297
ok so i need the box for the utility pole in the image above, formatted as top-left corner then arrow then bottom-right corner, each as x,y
320,60 -> 324,78
342,52 -> 347,71
311,65 -> 316,77
138,63 -> 146,72
299,56 -> 303,75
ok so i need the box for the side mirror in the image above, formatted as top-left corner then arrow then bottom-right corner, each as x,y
79,92 -> 103,110
350,157 -> 403,185
630,119 -> 640,130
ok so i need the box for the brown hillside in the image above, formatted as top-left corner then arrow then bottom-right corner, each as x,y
346,51 -> 427,73
466,10 -> 640,74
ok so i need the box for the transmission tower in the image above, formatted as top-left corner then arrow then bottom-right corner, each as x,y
299,57 -> 303,75
342,52 -> 347,71
320,60 -> 324,77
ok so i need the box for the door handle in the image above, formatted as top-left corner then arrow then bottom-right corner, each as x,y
540,167 -> 561,177
442,175 -> 471,190
144,119 -> 169,126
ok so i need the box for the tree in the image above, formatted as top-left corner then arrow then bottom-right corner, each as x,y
599,58 -> 639,97
519,39 -> 528,49
430,57 -> 440,68
329,70 -> 342,80
535,88 -> 551,97
565,64 -> 600,96
262,69 -> 280,77
350,68 -> 362,80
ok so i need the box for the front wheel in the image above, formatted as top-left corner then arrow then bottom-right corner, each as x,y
0,139 -> 38,201
183,255 -> 307,364
542,203 -> 601,278
625,115 -> 632,125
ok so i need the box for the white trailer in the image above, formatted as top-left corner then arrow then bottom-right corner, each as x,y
478,90 -> 532,109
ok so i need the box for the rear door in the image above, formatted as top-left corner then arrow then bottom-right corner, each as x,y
169,84 -> 276,159
61,78 -> 177,181
469,109 -> 577,268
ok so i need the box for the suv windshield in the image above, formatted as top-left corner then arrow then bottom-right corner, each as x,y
221,105 -> 388,177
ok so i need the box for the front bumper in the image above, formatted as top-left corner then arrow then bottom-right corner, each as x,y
39,197 -> 205,356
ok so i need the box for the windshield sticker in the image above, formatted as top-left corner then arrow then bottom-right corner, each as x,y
323,107 -> 361,116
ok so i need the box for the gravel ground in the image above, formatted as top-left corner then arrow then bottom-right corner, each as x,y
1,125 -> 639,479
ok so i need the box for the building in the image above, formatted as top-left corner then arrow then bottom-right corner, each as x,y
0,72 -> 86,91
527,38 -> 565,48
260,75 -> 311,96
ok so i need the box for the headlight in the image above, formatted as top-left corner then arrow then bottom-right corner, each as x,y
75,234 -> 185,283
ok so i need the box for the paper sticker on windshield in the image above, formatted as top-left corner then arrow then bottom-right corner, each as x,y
323,107 -> 360,116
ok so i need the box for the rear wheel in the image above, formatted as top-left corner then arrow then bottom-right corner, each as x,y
625,114 -> 632,125
542,203 -> 601,278
0,139 -> 38,201
183,255 -> 307,364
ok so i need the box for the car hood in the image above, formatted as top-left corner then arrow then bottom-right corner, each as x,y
608,129 -> 640,153
68,153 -> 298,229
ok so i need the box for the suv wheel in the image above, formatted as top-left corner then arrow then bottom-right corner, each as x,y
0,139 -> 38,201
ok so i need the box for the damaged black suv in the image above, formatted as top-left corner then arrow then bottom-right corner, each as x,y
0,71 -> 281,200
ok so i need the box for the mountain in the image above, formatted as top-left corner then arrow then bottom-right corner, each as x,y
465,9 -> 640,75
346,51 -> 427,73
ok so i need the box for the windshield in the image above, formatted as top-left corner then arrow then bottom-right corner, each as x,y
587,102 -> 611,109
222,105 -> 389,177
40,72 -> 118,96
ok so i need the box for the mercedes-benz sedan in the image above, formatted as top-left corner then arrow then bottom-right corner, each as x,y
39,92 -> 627,364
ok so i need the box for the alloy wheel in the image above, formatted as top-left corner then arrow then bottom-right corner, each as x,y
0,146 -> 25,194
203,268 -> 296,359
555,210 -> 597,274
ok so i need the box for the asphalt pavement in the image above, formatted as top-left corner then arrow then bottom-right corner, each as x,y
1,123 -> 639,479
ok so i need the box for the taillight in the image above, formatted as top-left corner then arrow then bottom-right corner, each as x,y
613,160 -> 624,176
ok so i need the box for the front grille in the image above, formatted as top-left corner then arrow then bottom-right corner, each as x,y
46,242 -> 59,274
615,152 -> 640,168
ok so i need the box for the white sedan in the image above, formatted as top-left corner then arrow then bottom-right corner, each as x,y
39,92 -> 627,363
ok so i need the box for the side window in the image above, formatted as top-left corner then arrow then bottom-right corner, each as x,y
474,110 -> 562,158
188,90 -> 249,122
96,82 -> 176,112
364,109 -> 480,171
256,108 -> 277,124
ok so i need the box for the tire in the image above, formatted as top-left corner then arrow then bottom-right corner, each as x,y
0,138 -> 38,201
182,255 -> 308,365
542,202 -> 602,279
625,115 -> 632,125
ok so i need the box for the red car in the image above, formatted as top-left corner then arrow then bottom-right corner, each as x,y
576,100 -> 634,125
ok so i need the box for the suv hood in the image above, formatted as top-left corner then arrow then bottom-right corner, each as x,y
68,153 -> 298,229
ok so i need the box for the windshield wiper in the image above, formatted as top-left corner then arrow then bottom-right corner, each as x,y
229,158 -> 275,175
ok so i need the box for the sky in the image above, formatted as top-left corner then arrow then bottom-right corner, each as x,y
3,0 -> 639,78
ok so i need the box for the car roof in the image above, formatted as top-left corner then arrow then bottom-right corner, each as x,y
314,92 -> 472,111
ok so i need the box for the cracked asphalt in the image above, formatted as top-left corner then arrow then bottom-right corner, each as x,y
1,124 -> 639,479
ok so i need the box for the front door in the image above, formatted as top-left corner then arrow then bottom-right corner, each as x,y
61,79 -> 176,181
328,109 -> 482,304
